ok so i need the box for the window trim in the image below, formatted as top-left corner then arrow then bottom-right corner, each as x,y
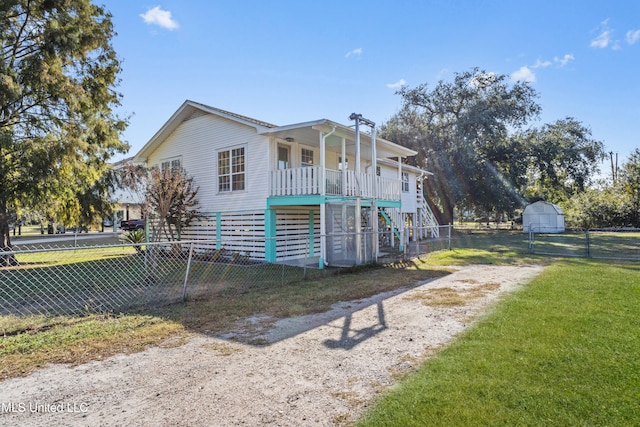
301,147 -> 314,167
218,145 -> 246,193
277,144 -> 290,170
160,156 -> 182,174
401,171 -> 410,193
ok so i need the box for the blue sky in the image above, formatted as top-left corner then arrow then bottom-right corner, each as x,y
106,1 -> 640,172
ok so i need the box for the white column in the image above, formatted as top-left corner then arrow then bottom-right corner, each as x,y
319,131 -> 326,268
320,132 -> 326,196
341,137 -> 346,195
371,127 -> 378,262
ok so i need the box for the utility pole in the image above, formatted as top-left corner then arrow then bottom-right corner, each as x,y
609,151 -> 619,185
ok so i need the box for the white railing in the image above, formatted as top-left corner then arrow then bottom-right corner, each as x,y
270,167 -> 401,200
270,166 -> 321,196
417,188 -> 440,238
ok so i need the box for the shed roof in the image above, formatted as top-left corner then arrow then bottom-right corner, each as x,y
523,201 -> 564,215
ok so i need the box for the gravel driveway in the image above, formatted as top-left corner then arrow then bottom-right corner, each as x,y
0,264 -> 543,426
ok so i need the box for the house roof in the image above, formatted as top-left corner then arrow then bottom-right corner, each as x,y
259,119 -> 417,159
134,100 -> 277,161
133,100 -> 418,162
377,158 -> 433,176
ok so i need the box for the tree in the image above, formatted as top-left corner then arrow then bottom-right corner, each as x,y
619,148 -> 640,226
146,167 -> 200,243
519,118 -> 605,204
0,0 -> 128,257
380,68 -> 540,223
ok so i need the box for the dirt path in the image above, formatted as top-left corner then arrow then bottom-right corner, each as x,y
0,265 -> 543,426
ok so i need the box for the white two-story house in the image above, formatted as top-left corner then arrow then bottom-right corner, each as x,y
132,100 -> 438,268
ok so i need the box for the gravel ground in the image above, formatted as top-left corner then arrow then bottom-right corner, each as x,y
0,264 -> 543,426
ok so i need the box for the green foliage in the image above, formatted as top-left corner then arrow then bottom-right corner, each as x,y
560,149 -> 640,228
381,68 -> 541,222
358,260 -> 640,426
0,0 -> 128,249
381,68 -> 605,224
119,229 -> 146,253
519,118 -> 605,203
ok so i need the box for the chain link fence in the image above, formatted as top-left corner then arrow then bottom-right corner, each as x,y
7,225 -> 635,318
0,240 -> 323,317
0,229 -> 458,318
527,228 -> 640,260
24,223 -> 634,319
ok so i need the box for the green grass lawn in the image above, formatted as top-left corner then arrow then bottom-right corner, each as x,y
3,230 -> 640,427
357,258 -> 640,426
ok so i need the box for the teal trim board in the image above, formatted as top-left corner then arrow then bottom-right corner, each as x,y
215,212 -> 222,249
308,210 -> 315,257
267,195 -> 324,207
264,209 -> 277,262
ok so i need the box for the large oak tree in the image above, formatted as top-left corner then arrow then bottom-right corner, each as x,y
381,68 -> 604,224
1,0 -> 127,258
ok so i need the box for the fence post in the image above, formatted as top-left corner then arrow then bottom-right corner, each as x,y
182,242 -> 195,302
585,228 -> 591,258
447,224 -> 452,250
403,227 -> 407,259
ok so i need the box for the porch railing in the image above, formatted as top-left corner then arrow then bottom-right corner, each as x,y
269,167 -> 401,200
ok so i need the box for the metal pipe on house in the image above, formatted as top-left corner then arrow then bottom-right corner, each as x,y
319,126 -> 336,269
349,113 -> 377,265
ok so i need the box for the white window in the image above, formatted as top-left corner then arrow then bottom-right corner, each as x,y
402,172 -> 409,193
161,157 -> 181,174
218,146 -> 245,192
301,148 -> 314,167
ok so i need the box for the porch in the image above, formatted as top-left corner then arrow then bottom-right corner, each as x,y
269,166 -> 401,200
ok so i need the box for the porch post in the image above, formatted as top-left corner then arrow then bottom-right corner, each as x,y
319,131 -> 326,269
397,157 -> 404,252
264,209 -> 277,262
308,210 -> 315,257
352,116 -> 362,264
341,137 -> 346,196
371,126 -> 378,263
215,212 -> 222,249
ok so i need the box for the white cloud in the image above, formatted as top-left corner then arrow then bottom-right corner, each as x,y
511,66 -> 535,83
626,29 -> 640,45
590,19 -> 613,48
532,59 -> 552,69
345,48 -> 362,58
386,79 -> 406,89
140,6 -> 179,30
591,29 -> 612,48
554,53 -> 575,66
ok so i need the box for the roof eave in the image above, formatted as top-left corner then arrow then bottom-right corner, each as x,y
133,100 -> 275,162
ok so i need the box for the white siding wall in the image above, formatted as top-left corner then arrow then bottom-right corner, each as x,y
401,173 -> 418,213
146,114 -> 271,213
378,163 -> 419,212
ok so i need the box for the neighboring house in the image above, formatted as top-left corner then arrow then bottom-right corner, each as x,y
109,157 -> 145,229
132,100 -> 438,268
522,201 -> 565,233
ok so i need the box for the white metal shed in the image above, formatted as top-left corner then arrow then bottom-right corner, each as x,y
522,201 -> 565,233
